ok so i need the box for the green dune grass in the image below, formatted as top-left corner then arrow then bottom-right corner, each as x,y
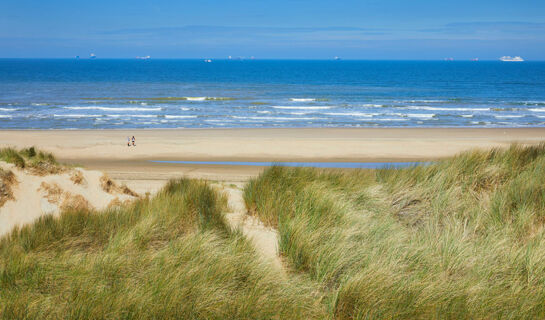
3,144 -> 545,319
0,179 -> 323,319
244,143 -> 545,319
0,147 -> 61,173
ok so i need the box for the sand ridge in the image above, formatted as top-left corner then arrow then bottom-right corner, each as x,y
0,162 -> 138,237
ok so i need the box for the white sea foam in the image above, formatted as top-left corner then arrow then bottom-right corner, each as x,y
272,106 -> 332,110
257,111 -> 271,114
182,96 -> 232,101
406,106 -> 489,111
233,116 -> 323,121
0,108 -> 16,112
406,113 -> 436,119
64,106 -> 162,111
31,103 -> 49,106
369,118 -> 409,121
164,115 -> 197,119
290,98 -> 316,102
0,115 -> 12,118
529,108 -> 545,112
106,114 -> 157,118
461,114 -> 473,118
288,112 -> 311,115
407,99 -> 447,103
362,104 -> 385,108
205,119 -> 234,122
180,107 -> 191,111
54,114 -> 101,118
325,112 -> 377,117
522,101 -> 545,105
495,115 -> 524,119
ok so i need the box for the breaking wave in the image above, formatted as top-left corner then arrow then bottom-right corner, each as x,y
272,106 -> 332,110
164,115 -> 198,119
290,98 -> 316,102
64,106 -> 162,111
405,106 -> 489,111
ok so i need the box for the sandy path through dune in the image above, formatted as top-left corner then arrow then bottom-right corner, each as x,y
220,183 -> 284,272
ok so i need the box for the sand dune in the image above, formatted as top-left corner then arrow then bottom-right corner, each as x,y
0,161 -> 138,237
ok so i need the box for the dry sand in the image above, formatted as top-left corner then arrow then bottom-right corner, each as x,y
1,128 -> 544,187
0,162 -> 137,237
219,182 -> 284,272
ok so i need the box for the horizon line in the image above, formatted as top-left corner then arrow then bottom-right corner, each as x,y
0,57 -> 543,61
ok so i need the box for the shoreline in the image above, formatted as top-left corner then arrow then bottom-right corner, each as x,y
1,127 -> 544,189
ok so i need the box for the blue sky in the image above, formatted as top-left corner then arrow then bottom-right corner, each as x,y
1,0 -> 544,59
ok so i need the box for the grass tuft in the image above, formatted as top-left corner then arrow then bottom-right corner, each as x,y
0,148 -> 25,168
19,146 -> 36,158
0,147 -> 64,175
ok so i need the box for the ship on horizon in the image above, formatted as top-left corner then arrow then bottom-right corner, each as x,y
500,56 -> 524,62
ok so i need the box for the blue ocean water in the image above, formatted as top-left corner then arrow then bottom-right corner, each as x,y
1,59 -> 545,129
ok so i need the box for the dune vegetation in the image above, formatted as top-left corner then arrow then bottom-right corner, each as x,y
2,143 -> 545,319
0,178 -> 323,319
0,147 -> 63,175
244,143 -> 545,319
0,168 -> 16,207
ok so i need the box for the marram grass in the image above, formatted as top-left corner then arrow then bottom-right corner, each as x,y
0,147 -> 61,174
3,144 -> 545,319
0,179 -> 324,319
244,143 -> 545,319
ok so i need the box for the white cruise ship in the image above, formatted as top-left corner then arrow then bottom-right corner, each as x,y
500,56 -> 524,62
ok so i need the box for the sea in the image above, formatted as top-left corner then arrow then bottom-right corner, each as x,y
1,59 -> 545,129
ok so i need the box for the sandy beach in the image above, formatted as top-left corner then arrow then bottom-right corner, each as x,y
1,128 -> 544,191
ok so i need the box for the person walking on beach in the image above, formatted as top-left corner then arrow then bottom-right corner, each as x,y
127,136 -> 131,147
132,136 -> 136,147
